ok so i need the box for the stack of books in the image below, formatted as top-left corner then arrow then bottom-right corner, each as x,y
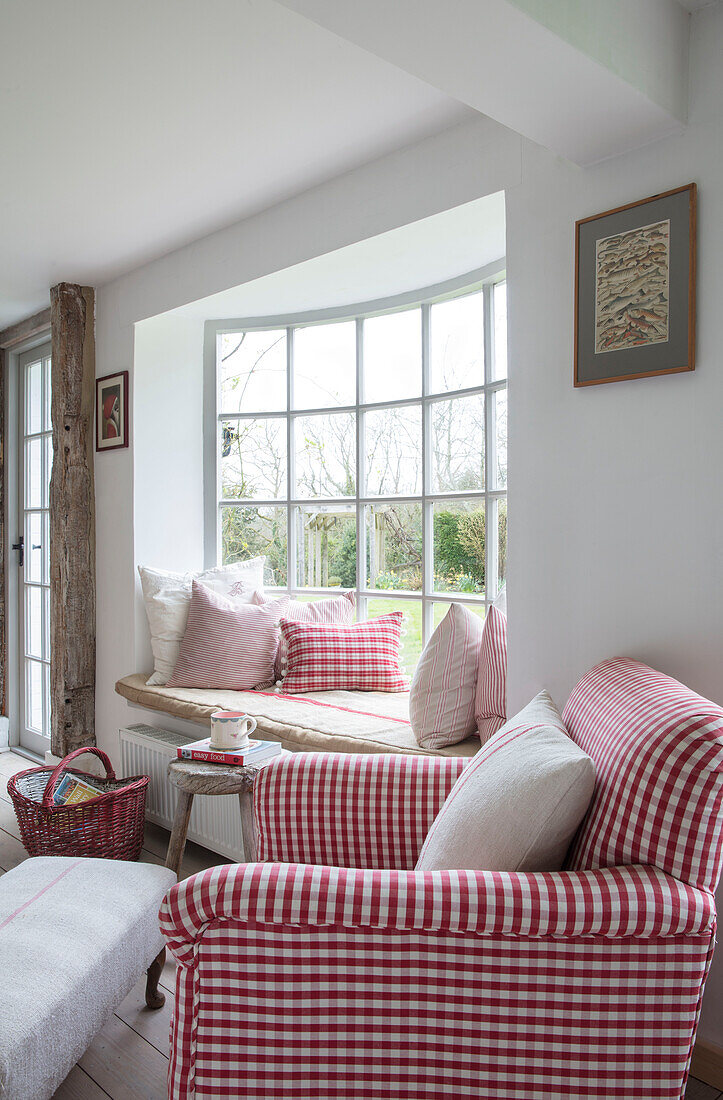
176,737 -> 281,767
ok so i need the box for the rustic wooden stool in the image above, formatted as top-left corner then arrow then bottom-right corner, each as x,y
164,756 -> 283,878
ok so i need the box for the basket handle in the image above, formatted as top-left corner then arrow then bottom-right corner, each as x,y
42,747 -> 116,808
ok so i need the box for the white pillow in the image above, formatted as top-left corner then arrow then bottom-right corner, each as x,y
409,603 -> 485,749
416,691 -> 595,873
139,558 -> 265,685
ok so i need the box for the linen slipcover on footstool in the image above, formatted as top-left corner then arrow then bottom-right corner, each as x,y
0,856 -> 175,1100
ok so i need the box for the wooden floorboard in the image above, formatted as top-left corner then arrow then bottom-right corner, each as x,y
115,975 -> 175,1052
78,1014 -> 169,1100
52,1065 -> 111,1099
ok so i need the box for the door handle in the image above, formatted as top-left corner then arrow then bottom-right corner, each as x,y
12,537 -> 24,568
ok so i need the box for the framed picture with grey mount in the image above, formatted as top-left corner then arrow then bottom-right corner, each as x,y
574,183 -> 696,387
96,371 -> 129,451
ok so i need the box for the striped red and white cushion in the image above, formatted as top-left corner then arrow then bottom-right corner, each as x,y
409,603 -> 485,749
564,658 -> 723,891
167,581 -> 288,690
250,590 -> 355,679
279,613 -> 408,693
475,603 -> 508,741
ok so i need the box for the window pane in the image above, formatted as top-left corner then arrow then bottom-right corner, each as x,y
44,435 -> 53,506
26,660 -> 43,733
26,360 -> 43,434
493,281 -> 507,380
293,322 -> 356,409
430,394 -> 484,492
221,505 -> 287,586
495,388 -> 507,488
26,438 -> 43,508
433,498 -> 485,595
364,405 -> 421,496
432,601 -> 486,629
219,330 -> 287,413
365,503 -> 422,591
43,357 -> 52,431
363,309 -> 421,403
498,499 -> 507,590
365,597 -> 421,677
295,412 -> 355,498
220,418 -> 286,500
430,292 -> 484,393
25,512 -> 44,583
26,587 -> 43,658
295,504 -> 355,588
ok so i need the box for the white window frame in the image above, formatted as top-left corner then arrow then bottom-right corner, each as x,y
204,262 -> 506,659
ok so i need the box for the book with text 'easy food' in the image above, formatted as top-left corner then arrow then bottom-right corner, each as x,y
176,737 -> 281,766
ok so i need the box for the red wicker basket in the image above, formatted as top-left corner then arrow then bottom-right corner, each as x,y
7,746 -> 149,861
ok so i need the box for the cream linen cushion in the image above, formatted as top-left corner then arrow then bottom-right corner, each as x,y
139,558 -> 265,685
416,691 -> 595,873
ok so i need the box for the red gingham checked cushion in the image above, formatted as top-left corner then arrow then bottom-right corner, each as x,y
475,603 -> 507,741
167,581 -> 289,690
279,613 -> 408,693
564,658 -> 723,891
250,589 -> 355,680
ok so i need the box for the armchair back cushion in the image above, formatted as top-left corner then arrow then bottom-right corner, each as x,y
254,752 -> 465,868
564,658 -> 723,891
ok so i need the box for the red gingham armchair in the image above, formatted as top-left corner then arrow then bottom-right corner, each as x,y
160,659 -> 723,1100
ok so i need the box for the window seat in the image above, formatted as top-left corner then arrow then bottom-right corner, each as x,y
115,674 -> 480,758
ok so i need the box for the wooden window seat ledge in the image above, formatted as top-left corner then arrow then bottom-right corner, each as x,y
115,674 -> 480,758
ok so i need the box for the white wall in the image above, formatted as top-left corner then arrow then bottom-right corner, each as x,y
94,1 -> 723,1045
506,3 -> 723,1044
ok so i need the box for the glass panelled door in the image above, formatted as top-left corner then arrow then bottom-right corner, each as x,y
17,345 -> 52,754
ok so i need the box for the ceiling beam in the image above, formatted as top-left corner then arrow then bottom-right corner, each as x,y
0,306 -> 51,349
275,0 -> 690,166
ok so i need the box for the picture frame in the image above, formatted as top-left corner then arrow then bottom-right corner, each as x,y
96,371 -> 129,451
574,183 -> 696,387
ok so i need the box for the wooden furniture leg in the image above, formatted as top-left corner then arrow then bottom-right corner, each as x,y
166,789 -> 194,878
145,947 -> 166,1010
238,790 -> 257,862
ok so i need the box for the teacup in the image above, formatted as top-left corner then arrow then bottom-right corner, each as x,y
210,710 -> 257,751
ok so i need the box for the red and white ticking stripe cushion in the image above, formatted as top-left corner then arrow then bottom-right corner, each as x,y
250,590 -> 355,680
279,613 -> 409,693
475,603 -> 508,742
409,603 -> 485,749
167,581 -> 289,690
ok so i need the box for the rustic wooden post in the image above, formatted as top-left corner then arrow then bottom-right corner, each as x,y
49,284 -> 96,757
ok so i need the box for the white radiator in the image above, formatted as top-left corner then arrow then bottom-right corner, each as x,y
119,724 -> 246,862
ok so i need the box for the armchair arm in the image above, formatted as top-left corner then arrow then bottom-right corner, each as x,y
253,751 -> 466,867
159,861 -> 715,966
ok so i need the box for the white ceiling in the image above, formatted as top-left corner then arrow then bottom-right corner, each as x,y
0,0 -> 471,330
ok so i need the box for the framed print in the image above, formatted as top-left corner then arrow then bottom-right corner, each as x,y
574,183 -> 696,387
96,371 -> 129,451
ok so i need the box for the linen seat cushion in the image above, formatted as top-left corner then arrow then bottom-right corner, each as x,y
139,557 -> 265,684
0,856 -> 175,1100
409,603 -> 485,749
167,581 -> 289,690
563,658 -> 723,890
416,691 -> 595,872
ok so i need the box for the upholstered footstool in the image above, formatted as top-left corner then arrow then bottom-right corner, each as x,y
0,856 -> 175,1100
